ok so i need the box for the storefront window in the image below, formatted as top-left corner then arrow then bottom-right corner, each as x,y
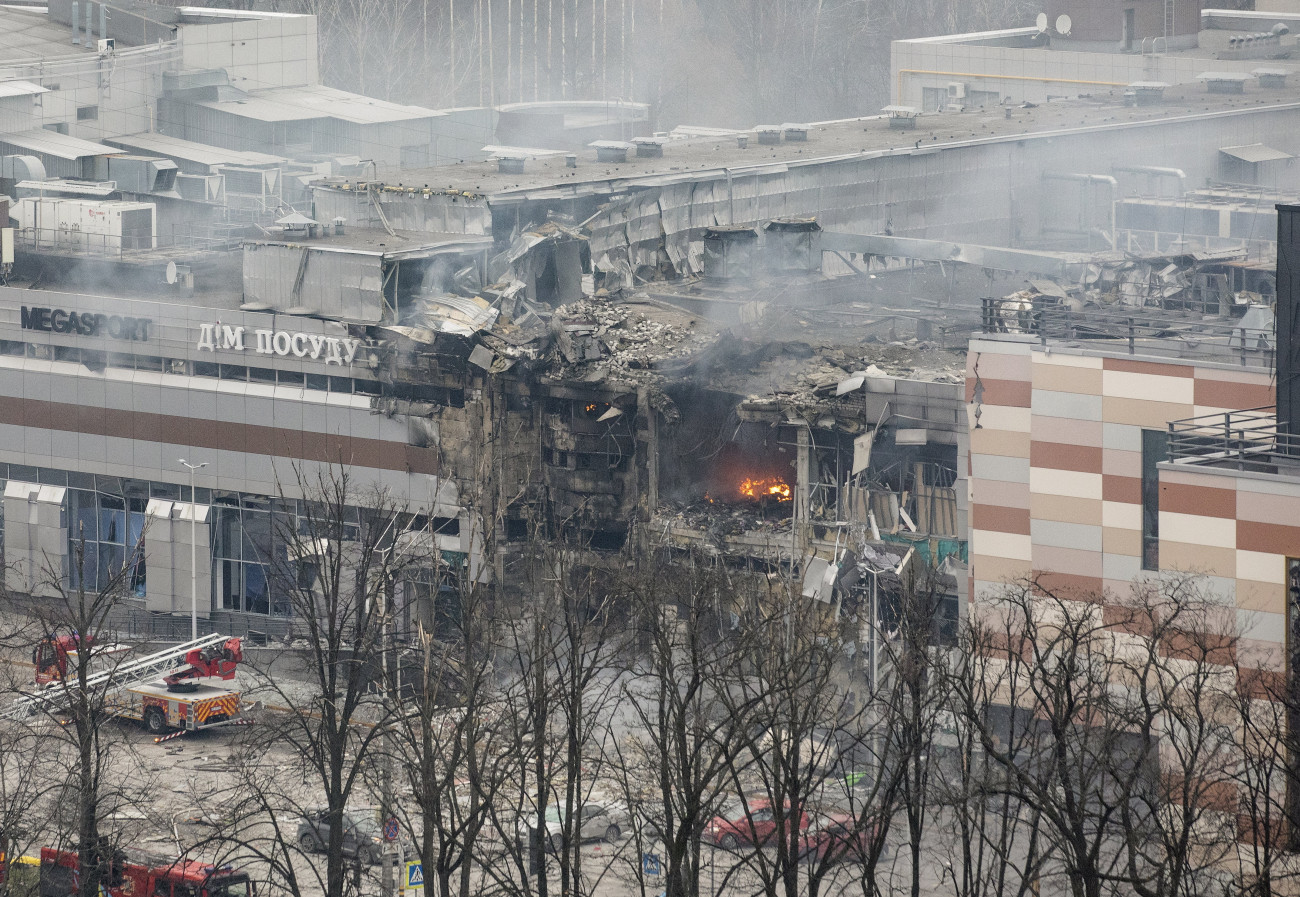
67,490 -> 146,596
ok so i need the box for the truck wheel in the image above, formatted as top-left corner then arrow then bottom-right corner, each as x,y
143,707 -> 168,735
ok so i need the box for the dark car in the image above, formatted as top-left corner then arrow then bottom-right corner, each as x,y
705,799 -> 809,850
798,812 -> 882,864
297,811 -> 385,865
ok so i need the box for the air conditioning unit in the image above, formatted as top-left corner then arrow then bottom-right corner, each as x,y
97,38 -> 114,56
947,81 -> 967,99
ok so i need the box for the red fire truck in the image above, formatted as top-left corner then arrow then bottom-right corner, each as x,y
12,633 -> 249,737
38,846 -> 253,897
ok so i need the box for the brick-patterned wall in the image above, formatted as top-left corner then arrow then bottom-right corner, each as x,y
967,335 -> 1277,663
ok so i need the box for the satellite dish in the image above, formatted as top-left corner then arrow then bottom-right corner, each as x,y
1056,13 -> 1072,34
165,261 -> 177,285
1036,12 -> 1048,31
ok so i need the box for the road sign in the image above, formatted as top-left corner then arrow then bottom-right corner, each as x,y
384,817 -> 400,841
642,853 -> 661,876
406,862 -> 424,889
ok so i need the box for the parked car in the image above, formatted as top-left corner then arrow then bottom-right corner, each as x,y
798,812 -> 881,864
705,799 -> 810,850
297,810 -> 385,865
517,802 -> 625,852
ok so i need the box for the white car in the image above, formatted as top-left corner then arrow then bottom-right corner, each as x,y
517,802 -> 625,852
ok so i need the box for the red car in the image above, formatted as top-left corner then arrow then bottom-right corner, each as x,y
798,812 -> 880,864
705,799 -> 809,850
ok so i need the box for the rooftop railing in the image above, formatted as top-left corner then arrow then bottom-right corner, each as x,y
980,298 -> 1274,367
1166,406 -> 1300,470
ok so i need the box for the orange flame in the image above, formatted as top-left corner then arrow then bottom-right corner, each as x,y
739,477 -> 792,501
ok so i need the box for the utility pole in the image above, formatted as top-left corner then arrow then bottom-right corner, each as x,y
380,569 -> 399,897
178,459 -> 207,640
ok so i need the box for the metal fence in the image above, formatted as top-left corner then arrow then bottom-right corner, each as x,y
1167,406 -> 1300,469
980,298 -> 1274,367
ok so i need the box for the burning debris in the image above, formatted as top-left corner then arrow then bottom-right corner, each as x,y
739,476 -> 792,501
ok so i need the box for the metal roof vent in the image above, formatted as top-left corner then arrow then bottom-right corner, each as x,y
498,155 -> 526,174
702,226 -> 759,280
276,212 -> 321,238
1198,71 -> 1250,94
763,218 -> 821,274
1127,81 -> 1169,105
782,123 -> 808,141
591,140 -> 633,163
736,134 -> 749,149
565,153 -> 577,168
632,136 -> 666,158
882,105 -> 920,129
755,126 -> 782,145
1254,67 -> 1289,88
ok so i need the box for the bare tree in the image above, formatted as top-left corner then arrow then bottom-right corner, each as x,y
0,530 -> 156,897
217,468 -> 420,897
608,551 -> 750,897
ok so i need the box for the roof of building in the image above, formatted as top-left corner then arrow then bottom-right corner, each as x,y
244,227 -> 494,259
1220,142 -> 1293,162
0,128 -> 119,160
0,80 -> 48,99
196,84 -> 445,125
0,7 -> 97,67
103,132 -> 286,169
347,81 -> 1300,200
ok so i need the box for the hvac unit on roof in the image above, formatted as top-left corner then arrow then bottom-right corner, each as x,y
947,82 -> 967,99
97,38 -> 114,57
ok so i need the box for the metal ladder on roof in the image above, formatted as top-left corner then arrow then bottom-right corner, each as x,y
0,632 -> 232,722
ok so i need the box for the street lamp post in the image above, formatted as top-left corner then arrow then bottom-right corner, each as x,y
178,459 -> 208,641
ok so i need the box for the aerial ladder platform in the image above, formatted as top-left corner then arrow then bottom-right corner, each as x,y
1,632 -> 250,737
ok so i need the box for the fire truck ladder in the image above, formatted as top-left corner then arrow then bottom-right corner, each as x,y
0,633 -> 233,722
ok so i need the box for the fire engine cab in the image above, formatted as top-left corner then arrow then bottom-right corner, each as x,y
38,847 -> 253,897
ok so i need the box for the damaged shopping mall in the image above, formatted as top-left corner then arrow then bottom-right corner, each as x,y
1,0 -> 1299,652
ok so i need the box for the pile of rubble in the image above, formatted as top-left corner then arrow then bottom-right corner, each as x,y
546,295 -> 721,385
660,496 -> 794,543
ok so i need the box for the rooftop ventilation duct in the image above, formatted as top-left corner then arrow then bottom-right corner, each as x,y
0,155 -> 46,182
763,218 -> 822,274
755,126 -> 782,145
782,123 -> 808,142
703,226 -> 758,280
591,140 -> 632,163
104,155 -> 178,194
498,156 -> 526,174
632,136 -> 666,158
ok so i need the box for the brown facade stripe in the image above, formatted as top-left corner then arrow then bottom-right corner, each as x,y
0,395 -> 438,476
1159,480 -> 1236,519
1102,357 -> 1195,379
966,377 -> 1032,408
973,504 -> 1031,536
1102,474 -> 1141,504
1238,668 -> 1285,699
1236,519 -> 1300,556
1029,571 -> 1104,599
1192,377 -> 1273,411
1030,440 -> 1103,474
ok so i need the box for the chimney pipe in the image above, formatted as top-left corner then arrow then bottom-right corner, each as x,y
71,0 -> 79,45
85,2 -> 93,43
99,3 -> 107,42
